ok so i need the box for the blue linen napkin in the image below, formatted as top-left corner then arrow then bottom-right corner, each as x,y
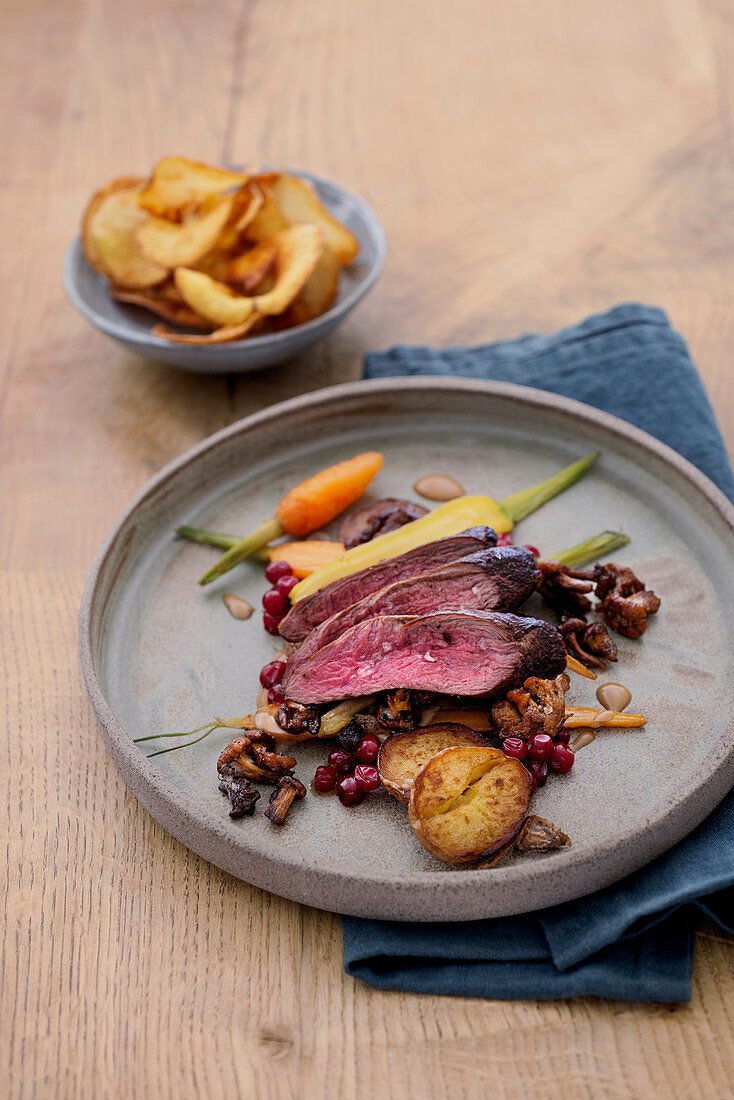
342,304 -> 734,1002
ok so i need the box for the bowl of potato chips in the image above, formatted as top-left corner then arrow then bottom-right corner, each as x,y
64,157 -> 386,373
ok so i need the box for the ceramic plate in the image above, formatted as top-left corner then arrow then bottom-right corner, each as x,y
80,379 -> 734,920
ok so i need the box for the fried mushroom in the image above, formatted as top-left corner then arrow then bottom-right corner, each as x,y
218,769 -> 261,819
514,815 -> 571,851
376,688 -> 421,732
275,699 -> 321,737
537,560 -> 596,615
217,731 -> 296,783
592,563 -> 661,638
264,776 -> 307,825
491,673 -> 570,739
559,616 -> 618,670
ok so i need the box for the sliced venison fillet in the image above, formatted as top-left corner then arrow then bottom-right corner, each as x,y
289,546 -> 539,674
282,610 -> 567,704
278,526 -> 498,642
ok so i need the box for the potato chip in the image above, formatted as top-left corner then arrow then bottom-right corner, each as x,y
111,284 -> 210,328
226,239 -> 278,294
153,315 -> 262,344
81,178 -> 169,289
176,224 -> 322,324
287,242 -> 340,323
266,174 -> 359,264
136,194 -> 235,268
138,157 -> 249,219
174,268 -> 258,326
243,180 -> 289,242
252,223 -> 323,314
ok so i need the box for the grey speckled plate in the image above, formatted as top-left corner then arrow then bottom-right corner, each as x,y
79,379 -> 734,920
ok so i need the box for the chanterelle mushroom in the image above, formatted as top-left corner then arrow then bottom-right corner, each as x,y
559,616 -> 618,670
514,815 -> 571,851
217,731 -> 296,783
491,673 -> 570,739
218,769 -> 261,819
264,776 -> 307,825
592,563 -> 660,638
537,560 -> 595,615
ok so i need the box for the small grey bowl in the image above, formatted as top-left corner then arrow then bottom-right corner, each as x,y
63,167 -> 386,373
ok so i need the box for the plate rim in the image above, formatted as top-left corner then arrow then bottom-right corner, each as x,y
79,377 -> 734,920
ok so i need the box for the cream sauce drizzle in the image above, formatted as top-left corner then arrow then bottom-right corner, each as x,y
223,593 -> 254,620
595,682 -> 632,712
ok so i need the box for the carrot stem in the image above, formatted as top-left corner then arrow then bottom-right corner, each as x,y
544,530 -> 629,568
176,526 -> 241,549
499,452 -> 598,523
198,517 -> 285,585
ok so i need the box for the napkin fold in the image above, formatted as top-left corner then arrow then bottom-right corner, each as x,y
342,305 -> 734,1002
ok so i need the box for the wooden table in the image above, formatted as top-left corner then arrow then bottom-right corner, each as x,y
4,1 -> 734,1096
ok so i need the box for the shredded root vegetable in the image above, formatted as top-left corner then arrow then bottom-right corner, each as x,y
564,706 -> 646,728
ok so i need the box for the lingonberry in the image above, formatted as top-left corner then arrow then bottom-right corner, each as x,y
313,765 -> 337,792
527,759 -> 548,788
336,775 -> 365,806
267,686 -> 285,706
528,732 -> 554,761
354,764 -> 380,792
523,544 -> 540,558
356,735 -> 380,764
554,725 -> 571,745
549,744 -> 575,774
501,736 -> 528,761
276,574 -> 300,598
526,768 -> 538,796
265,560 -> 293,583
263,612 -> 282,635
262,588 -> 288,616
259,660 -> 286,689
497,531 -> 514,546
328,748 -> 355,774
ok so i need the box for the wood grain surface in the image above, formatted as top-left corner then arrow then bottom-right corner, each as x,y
3,0 -> 734,1096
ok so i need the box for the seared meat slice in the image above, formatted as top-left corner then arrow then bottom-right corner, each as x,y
340,498 -> 429,548
282,610 -> 567,705
288,546 -> 539,674
278,526 -> 498,642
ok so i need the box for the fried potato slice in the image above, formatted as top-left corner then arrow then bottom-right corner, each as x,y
226,239 -> 279,293
136,193 -> 235,268
215,183 -> 265,251
152,315 -> 262,344
266,173 -> 359,264
408,746 -> 531,863
111,284 -> 210,328
138,157 -> 249,218
82,178 -> 168,289
378,724 -> 491,806
175,224 -> 322,324
286,242 -> 340,324
253,224 -> 323,314
244,179 -> 290,242
174,268 -> 257,326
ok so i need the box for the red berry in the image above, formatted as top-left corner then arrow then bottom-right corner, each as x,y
501,736 -> 528,760
354,764 -> 380,792
263,612 -> 282,635
259,660 -> 286,688
523,544 -> 540,558
554,726 -> 570,745
262,588 -> 287,615
497,531 -> 513,546
313,765 -> 337,792
549,744 -> 575,774
336,775 -> 365,806
267,686 -> 285,705
528,733 -> 554,761
526,768 -> 538,796
356,735 -> 380,764
528,760 -> 548,788
265,560 -> 292,583
328,748 -> 354,774
276,574 -> 299,598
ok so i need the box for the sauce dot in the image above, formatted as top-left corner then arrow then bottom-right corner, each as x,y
596,682 -> 631,712
223,594 -> 254,620
413,474 -> 465,501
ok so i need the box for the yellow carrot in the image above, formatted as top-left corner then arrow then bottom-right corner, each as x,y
565,655 -> 598,680
564,706 -> 646,728
267,540 -> 346,578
